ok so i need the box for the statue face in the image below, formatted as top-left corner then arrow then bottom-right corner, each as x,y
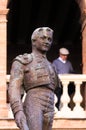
33,29 -> 53,52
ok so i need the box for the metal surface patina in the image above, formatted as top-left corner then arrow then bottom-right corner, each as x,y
8,27 -> 60,130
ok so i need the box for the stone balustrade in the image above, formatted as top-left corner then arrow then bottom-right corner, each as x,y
6,74 -> 86,119
54,74 -> 86,119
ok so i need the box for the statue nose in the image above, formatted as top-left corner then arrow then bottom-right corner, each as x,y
45,39 -> 50,44
45,42 -> 50,46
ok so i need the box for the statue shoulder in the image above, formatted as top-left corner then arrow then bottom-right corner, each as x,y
14,53 -> 33,65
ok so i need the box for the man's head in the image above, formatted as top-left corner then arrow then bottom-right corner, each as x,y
59,48 -> 69,61
31,27 -> 53,53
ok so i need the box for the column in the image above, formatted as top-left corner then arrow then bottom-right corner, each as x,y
0,0 -> 8,117
80,0 -> 86,73
82,10 -> 86,74
75,0 -> 86,73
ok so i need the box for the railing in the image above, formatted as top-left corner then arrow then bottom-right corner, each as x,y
54,74 -> 86,119
6,74 -> 86,119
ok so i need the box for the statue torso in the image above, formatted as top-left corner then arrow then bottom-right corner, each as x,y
23,53 -> 58,92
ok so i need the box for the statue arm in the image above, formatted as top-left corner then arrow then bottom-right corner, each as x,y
8,60 -> 29,130
8,60 -> 24,116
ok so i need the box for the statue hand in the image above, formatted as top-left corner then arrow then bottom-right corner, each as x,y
15,111 -> 29,130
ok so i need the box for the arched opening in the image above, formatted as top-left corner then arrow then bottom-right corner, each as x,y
7,0 -> 82,74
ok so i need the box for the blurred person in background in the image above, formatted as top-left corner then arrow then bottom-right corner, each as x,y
52,47 -> 75,110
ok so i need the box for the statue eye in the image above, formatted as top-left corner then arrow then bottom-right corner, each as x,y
40,36 -> 46,40
48,37 -> 52,42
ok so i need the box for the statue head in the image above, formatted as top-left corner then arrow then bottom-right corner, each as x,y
31,27 -> 53,53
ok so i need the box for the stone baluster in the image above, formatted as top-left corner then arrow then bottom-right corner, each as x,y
73,82 -> 83,111
60,81 -> 71,112
54,94 -> 58,115
73,81 -> 86,117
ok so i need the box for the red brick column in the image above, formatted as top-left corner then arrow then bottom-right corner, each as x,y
82,9 -> 86,74
75,0 -> 86,74
0,0 -> 9,117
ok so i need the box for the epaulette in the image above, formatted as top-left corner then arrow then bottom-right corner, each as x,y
14,53 -> 33,65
